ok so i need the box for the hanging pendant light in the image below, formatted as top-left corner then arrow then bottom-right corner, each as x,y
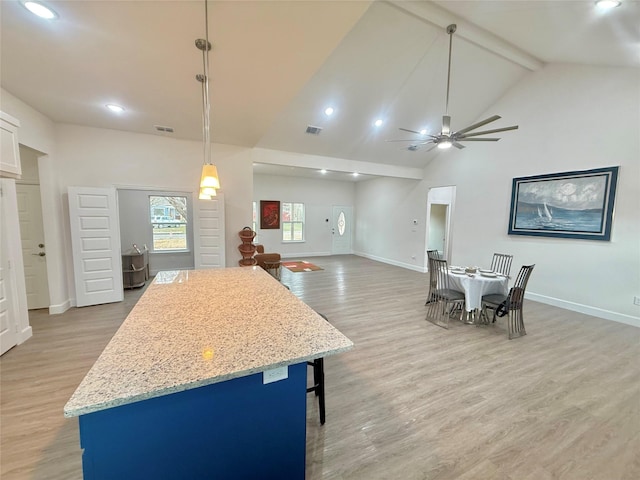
196,0 -> 220,200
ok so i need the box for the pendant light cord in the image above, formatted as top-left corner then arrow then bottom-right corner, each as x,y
202,0 -> 211,165
444,26 -> 454,116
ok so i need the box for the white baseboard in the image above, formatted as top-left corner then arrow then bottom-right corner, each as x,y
354,251 -> 428,273
526,292 -> 640,328
18,326 -> 33,344
280,252 -> 332,259
49,299 -> 72,315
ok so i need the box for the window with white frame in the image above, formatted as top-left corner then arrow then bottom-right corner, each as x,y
149,195 -> 188,251
282,202 -> 304,242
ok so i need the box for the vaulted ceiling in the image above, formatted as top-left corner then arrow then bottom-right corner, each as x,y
2,0 -> 638,177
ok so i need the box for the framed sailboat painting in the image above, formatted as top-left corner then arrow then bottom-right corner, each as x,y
508,166 -> 619,241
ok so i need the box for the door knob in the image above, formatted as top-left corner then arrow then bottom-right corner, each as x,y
32,252 -> 46,257
38,243 -> 45,248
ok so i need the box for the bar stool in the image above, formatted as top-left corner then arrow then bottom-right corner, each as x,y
307,312 -> 328,425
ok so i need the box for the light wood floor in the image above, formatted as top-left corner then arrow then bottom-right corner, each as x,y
1,255 -> 638,479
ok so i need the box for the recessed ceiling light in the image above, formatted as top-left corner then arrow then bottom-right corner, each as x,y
352,172 -> 359,177
21,1 -> 58,19
106,104 -> 125,113
420,129 -> 428,135
324,107 -> 334,116
320,169 -> 327,174
374,119 -> 383,127
595,0 -> 621,9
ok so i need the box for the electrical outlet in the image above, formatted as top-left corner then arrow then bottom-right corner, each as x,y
634,296 -> 640,306
263,366 -> 288,384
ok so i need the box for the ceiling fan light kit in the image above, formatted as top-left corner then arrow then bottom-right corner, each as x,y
389,24 -> 519,153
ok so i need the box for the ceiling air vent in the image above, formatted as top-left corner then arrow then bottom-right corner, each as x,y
305,125 -> 322,135
154,125 -> 174,133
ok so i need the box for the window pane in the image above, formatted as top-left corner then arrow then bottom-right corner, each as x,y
293,203 -> 304,221
152,224 -> 187,250
293,222 -> 303,241
282,223 -> 292,241
150,195 -> 188,251
338,211 -> 346,236
282,203 -> 292,222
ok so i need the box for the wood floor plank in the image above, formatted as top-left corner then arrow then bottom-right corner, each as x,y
1,255 -> 638,479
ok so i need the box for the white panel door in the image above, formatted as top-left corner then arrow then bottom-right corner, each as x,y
0,203 -> 18,355
17,184 -> 50,309
68,187 -> 123,307
193,193 -> 226,269
331,205 -> 353,255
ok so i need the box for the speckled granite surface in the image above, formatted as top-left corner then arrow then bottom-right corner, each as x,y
64,267 -> 353,417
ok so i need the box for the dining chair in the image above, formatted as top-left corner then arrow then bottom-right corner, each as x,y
481,264 -> 535,339
307,312 -> 328,425
424,250 -> 441,305
490,253 -> 514,277
425,258 -> 465,329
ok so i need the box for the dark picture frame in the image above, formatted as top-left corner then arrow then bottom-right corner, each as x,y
508,166 -> 619,241
260,200 -> 280,229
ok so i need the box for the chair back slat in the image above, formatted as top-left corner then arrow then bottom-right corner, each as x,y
508,264 -> 535,309
491,253 -> 513,277
430,258 -> 451,293
427,250 -> 441,260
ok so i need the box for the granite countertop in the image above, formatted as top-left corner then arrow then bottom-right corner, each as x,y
64,267 -> 354,417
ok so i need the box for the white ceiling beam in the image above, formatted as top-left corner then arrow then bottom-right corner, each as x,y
252,148 -> 424,180
387,1 -> 544,72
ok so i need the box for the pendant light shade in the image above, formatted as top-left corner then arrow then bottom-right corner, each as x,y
199,186 -> 217,200
196,0 -> 220,198
199,164 -> 220,189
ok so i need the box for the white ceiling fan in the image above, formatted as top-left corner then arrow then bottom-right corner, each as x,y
389,24 -> 518,152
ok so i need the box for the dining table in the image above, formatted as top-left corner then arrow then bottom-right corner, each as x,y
447,266 -> 509,322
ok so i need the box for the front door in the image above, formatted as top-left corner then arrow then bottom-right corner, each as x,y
331,206 -> 353,255
16,184 -> 50,309
68,187 -> 123,307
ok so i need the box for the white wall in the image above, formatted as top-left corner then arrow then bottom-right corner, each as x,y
55,125 -> 253,302
419,64 -> 639,325
253,174 -> 355,257
118,189 -> 195,274
354,176 -> 427,272
1,88 -> 69,314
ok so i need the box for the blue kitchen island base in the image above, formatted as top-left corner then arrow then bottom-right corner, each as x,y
79,363 -> 307,480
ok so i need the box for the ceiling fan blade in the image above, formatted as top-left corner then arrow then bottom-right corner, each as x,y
424,144 -> 438,152
398,128 -> 438,139
453,142 -> 465,149
458,137 -> 500,141
457,125 -> 519,138
455,115 -> 501,135
402,141 -> 436,152
398,127 -> 422,135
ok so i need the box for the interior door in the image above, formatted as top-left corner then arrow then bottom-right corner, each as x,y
0,201 -> 19,355
331,206 -> 353,255
16,184 -> 50,309
68,187 -> 123,307
193,192 -> 226,269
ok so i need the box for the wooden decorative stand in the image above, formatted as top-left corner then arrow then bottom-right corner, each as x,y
238,227 -> 257,266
